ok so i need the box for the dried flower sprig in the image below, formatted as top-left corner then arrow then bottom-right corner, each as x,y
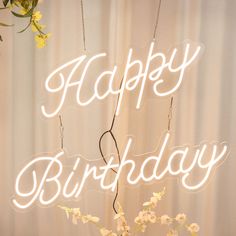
0,0 -> 50,48
59,188 -> 200,236
58,205 -> 117,236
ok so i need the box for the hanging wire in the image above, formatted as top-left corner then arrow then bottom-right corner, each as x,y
59,115 -> 64,150
152,0 -> 175,132
153,0 -> 162,41
167,96 -> 174,131
80,0 -> 86,51
99,79 -> 123,214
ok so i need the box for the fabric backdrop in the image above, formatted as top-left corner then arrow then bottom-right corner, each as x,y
0,0 -> 236,235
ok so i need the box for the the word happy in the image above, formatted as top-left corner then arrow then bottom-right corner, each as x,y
41,42 -> 201,117
12,132 -> 228,209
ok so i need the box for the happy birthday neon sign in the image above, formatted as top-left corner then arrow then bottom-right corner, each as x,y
12,41 -> 229,210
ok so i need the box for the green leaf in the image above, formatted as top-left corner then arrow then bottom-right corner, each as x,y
0,22 -> 13,27
21,0 -> 30,10
18,20 -> 31,33
3,0 -> 10,7
11,7 -> 34,18
11,11 -> 28,18
32,0 -> 39,8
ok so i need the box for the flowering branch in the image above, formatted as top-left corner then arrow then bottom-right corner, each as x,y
0,0 -> 50,48
58,188 -> 200,236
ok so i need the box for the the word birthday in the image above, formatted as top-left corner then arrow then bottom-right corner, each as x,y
41,42 -> 201,117
12,132 -> 228,209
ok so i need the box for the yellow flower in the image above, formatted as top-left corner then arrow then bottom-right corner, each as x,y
35,33 -> 51,48
32,11 -> 42,21
19,8 -> 28,15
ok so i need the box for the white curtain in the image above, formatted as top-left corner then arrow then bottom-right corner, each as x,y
1,0 -> 236,235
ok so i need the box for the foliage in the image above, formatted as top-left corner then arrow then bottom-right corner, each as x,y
0,0 -> 50,48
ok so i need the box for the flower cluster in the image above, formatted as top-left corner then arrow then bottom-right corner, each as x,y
59,188 -> 200,236
1,0 -> 50,48
58,205 -> 117,236
58,206 -> 100,225
114,203 -> 130,236
17,0 -> 50,48
134,188 -> 165,232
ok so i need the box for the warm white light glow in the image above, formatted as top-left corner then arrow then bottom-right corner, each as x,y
41,42 -> 202,117
12,133 -> 228,209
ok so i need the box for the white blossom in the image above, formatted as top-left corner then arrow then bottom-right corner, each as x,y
160,214 -> 172,225
187,223 -> 200,233
175,213 -> 186,224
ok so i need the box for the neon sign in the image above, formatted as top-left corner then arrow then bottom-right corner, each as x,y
41,42 -> 201,117
12,41 -> 229,210
12,132 -> 228,209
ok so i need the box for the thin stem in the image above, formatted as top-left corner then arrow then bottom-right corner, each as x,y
32,20 -> 46,35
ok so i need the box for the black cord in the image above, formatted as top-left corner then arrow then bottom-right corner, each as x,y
98,78 -> 123,213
